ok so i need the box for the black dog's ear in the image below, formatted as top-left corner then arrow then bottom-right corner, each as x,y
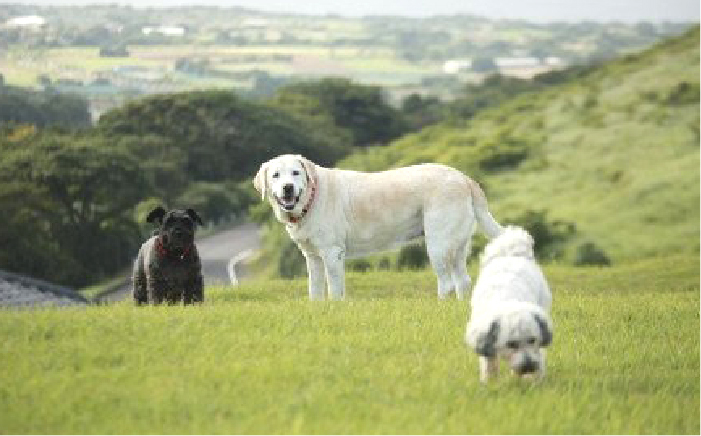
475,320 -> 500,357
186,208 -> 204,226
146,206 -> 166,225
533,313 -> 553,347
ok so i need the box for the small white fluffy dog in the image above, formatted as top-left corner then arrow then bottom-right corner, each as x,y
465,226 -> 553,383
253,154 -> 503,300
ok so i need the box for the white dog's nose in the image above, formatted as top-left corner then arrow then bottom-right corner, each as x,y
515,357 -> 538,375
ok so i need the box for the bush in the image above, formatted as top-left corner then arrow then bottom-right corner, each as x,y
397,242 -> 429,270
506,209 -> 577,261
574,242 -> 612,266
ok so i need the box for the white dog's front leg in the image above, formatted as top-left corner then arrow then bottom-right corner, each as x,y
303,252 -> 326,301
479,356 -> 499,383
321,247 -> 345,300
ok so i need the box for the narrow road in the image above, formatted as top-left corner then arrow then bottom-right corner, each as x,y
97,221 -> 261,303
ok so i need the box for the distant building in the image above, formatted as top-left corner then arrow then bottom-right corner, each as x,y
242,18 -> 270,28
142,26 -> 186,37
443,59 -> 472,74
494,57 -> 541,68
544,56 -> 565,66
5,15 -> 46,28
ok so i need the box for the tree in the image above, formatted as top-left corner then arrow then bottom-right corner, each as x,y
0,131 -> 149,286
271,78 -> 409,147
0,85 -> 91,128
97,90 -> 348,183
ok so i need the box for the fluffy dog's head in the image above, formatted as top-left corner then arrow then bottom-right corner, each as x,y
147,206 -> 203,252
253,154 -> 317,213
480,225 -> 535,268
466,301 -> 553,376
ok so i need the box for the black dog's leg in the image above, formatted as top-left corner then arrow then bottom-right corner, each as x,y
184,274 -> 204,305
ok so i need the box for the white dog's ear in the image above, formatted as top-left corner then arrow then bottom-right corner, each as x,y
467,319 -> 500,357
253,161 -> 270,201
533,313 -> 553,347
297,155 -> 318,186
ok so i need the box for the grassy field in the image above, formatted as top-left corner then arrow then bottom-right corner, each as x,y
0,255 -> 698,434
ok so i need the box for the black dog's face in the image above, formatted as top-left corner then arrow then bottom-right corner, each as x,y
147,207 -> 203,250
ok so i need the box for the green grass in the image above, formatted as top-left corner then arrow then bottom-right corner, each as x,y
338,27 -> 700,264
1,255 -> 698,434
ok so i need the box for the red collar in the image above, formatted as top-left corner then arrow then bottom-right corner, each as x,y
288,177 -> 317,224
155,235 -> 191,260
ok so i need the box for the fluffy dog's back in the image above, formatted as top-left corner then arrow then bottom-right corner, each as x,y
471,226 -> 551,311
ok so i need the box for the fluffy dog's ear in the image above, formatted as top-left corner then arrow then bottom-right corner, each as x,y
146,206 -> 166,225
297,155 -> 318,186
533,313 -> 553,347
468,319 -> 500,357
253,161 -> 270,201
185,208 -> 204,226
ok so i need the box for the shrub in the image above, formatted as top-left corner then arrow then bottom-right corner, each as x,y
506,209 -> 577,261
574,242 -> 612,266
397,242 -> 430,270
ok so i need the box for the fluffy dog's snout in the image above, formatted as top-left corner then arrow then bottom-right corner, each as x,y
514,356 -> 539,375
283,183 -> 295,199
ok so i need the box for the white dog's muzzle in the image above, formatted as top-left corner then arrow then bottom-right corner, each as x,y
275,188 -> 302,211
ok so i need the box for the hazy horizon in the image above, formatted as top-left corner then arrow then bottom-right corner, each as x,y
6,0 -> 700,23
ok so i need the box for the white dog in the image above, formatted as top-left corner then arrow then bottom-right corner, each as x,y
253,154 -> 503,300
465,226 -> 553,383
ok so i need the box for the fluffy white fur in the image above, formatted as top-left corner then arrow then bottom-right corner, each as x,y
466,226 -> 553,383
253,154 -> 504,300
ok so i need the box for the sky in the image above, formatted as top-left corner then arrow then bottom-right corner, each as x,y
9,0 -> 700,22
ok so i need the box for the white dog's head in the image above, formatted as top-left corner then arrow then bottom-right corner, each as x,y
480,225 -> 535,268
253,154 -> 318,213
466,301 -> 553,376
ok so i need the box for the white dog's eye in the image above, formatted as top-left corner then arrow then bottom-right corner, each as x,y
292,170 -> 300,176
506,340 -> 519,349
527,337 -> 537,345
272,172 -> 280,178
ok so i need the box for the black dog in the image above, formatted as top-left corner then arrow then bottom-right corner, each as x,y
132,206 -> 204,305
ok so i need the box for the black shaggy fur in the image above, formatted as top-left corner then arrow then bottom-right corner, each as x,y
132,206 -> 204,305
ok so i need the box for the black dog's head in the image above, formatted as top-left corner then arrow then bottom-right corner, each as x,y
147,206 -> 203,251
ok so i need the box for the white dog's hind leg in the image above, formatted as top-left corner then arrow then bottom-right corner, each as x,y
479,356 -> 499,383
451,241 -> 472,300
304,252 -> 326,301
431,257 -> 455,299
321,247 -> 345,300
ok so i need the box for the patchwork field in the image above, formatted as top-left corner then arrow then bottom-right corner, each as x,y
0,44 -> 436,88
0,255 -> 698,434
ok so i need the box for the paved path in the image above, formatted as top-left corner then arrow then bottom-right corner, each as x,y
0,269 -> 89,309
98,222 -> 261,303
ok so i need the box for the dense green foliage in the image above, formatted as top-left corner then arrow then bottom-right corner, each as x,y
270,78 -> 408,147
98,90 -> 349,182
0,84 -> 91,128
0,256 -> 698,433
255,27 -> 700,277
0,129 -> 147,284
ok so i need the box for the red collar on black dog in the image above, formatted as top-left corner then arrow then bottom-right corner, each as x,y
155,235 -> 191,260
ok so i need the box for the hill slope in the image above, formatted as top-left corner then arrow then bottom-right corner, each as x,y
340,27 -> 700,263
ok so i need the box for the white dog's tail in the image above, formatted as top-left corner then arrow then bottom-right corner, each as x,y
470,180 -> 503,239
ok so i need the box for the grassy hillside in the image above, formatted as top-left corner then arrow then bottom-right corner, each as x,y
341,27 -> 700,264
0,256 -> 698,434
